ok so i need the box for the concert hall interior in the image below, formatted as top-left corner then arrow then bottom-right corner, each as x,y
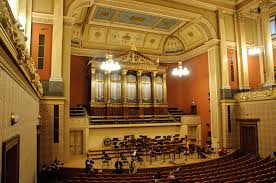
0,0 -> 276,182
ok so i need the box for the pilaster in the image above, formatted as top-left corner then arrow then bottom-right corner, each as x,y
234,12 -> 250,91
162,73 -> 167,104
151,71 -> 157,104
90,68 -> 96,103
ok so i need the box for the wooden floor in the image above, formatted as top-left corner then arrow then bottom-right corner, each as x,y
63,152 -> 221,170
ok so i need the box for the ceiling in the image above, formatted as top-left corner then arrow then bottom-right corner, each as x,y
70,3 -> 209,57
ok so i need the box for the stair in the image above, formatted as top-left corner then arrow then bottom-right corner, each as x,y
70,106 -> 87,117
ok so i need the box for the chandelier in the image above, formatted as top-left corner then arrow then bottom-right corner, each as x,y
248,47 -> 261,56
100,54 -> 121,71
172,62 -> 190,77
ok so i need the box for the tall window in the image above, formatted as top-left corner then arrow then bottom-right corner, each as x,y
156,75 -> 163,103
270,16 -> 276,36
38,34 -> 45,69
142,74 -> 151,103
110,72 -> 122,102
230,56 -> 235,82
95,71 -> 104,102
127,73 -> 137,103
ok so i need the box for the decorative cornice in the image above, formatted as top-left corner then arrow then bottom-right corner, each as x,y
235,88 -> 276,102
0,0 -> 43,97
32,12 -> 53,24
234,12 -> 246,23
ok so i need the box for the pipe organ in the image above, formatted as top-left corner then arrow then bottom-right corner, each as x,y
89,50 -> 168,117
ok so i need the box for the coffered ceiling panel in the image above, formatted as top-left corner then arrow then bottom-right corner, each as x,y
91,5 -> 181,32
180,24 -> 206,49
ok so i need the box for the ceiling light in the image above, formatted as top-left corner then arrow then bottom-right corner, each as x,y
248,47 -> 261,56
172,62 -> 190,77
100,54 -> 121,71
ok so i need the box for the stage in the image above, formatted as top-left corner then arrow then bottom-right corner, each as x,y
63,152 -> 220,170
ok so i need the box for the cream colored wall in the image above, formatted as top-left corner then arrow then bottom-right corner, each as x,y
233,99 -> 276,157
87,125 -> 180,150
245,18 -> 258,45
224,14 -> 235,42
0,66 -> 40,183
32,0 -> 53,14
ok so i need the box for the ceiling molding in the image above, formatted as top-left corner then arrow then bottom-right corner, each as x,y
32,12 -> 53,24
71,39 -> 220,63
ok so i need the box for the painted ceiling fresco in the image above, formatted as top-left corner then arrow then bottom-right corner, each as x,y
93,5 -> 179,31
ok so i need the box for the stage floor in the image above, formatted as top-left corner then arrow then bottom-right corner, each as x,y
63,153 -> 220,170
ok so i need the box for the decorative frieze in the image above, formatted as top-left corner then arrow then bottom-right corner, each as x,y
0,0 -> 43,96
235,88 -> 276,101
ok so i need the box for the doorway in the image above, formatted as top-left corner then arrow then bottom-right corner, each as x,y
69,131 -> 83,155
240,123 -> 258,154
2,135 -> 20,183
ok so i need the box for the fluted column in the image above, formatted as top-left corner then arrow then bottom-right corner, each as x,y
62,17 -> 73,162
162,73 -> 167,104
122,69 -> 128,103
256,17 -> 265,84
218,10 -> 231,98
107,72 -> 111,103
104,71 -> 108,102
90,68 -> 96,103
151,71 -> 157,104
234,13 -> 250,90
261,10 -> 275,86
137,70 -> 143,103
50,0 -> 63,82
208,46 -> 222,148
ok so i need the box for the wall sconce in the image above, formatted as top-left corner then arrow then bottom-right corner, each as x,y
11,113 -> 20,126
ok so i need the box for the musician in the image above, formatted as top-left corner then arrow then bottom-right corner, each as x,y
114,158 -> 123,174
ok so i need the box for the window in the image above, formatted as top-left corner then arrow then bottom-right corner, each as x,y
38,34 -> 45,69
127,73 -> 137,103
230,56 -> 235,82
95,71 -> 104,102
141,74 -> 151,103
54,105 -> 59,143
110,72 -> 122,102
270,16 -> 276,36
155,75 -> 163,103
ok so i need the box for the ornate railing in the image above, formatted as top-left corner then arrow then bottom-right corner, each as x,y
0,0 -> 43,97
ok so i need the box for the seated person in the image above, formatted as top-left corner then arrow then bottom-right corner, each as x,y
153,171 -> 162,183
85,158 -> 91,173
102,151 -> 111,160
167,171 -> 176,180
114,158 -> 123,174
129,157 -> 138,174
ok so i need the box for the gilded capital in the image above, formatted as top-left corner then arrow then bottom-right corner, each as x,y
152,71 -> 157,77
234,13 -> 245,24
122,69 -> 128,75
137,70 -> 143,76
91,68 -> 96,74
217,9 -> 226,19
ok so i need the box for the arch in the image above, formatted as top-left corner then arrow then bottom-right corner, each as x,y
67,0 -> 94,17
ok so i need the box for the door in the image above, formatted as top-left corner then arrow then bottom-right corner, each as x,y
70,131 -> 83,155
240,125 -> 258,154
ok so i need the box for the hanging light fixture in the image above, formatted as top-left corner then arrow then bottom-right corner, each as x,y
248,47 -> 261,56
100,53 -> 121,71
172,62 -> 190,77
100,21 -> 121,71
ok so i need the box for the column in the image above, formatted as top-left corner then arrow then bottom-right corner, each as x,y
50,0 -> 63,82
261,11 -> 276,86
90,68 -> 96,103
121,69 -> 128,103
104,71 -> 108,102
151,71 -> 157,104
137,70 -> 143,103
162,73 -> 167,104
256,17 -> 265,84
208,46 -> 222,149
62,17 -> 73,162
234,13 -> 250,91
107,72 -> 111,103
218,10 -> 231,98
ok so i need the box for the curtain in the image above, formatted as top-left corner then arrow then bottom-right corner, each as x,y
95,82 -> 104,102
155,76 -> 163,103
127,74 -> 137,102
111,73 -> 122,102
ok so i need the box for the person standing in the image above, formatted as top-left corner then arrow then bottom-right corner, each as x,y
115,158 -> 123,174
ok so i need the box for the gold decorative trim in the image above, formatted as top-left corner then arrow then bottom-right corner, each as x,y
235,88 -> 276,101
32,12 -> 53,24
0,1 -> 43,97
